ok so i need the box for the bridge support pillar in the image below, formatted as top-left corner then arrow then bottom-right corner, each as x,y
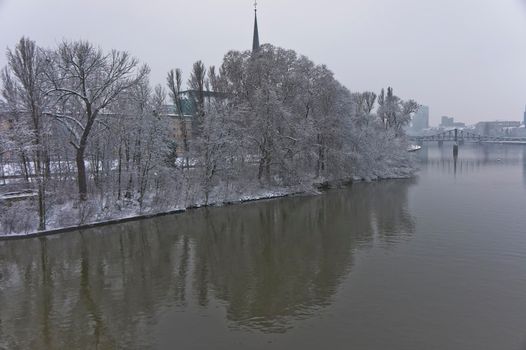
453,143 -> 459,156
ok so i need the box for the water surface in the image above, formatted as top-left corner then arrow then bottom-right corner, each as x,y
1,143 -> 526,349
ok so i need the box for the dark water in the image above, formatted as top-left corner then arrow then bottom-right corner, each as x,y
1,144 -> 526,350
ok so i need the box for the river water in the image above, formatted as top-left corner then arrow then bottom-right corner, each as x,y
1,143 -> 526,350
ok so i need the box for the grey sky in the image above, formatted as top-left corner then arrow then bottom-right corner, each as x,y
1,0 -> 526,126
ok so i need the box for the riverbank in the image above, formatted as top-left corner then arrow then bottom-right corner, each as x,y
0,187 -> 306,241
0,167 -> 415,240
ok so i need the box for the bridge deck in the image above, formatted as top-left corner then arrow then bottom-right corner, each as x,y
409,128 -> 526,143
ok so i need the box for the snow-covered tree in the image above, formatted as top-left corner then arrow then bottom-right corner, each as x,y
1,37 -> 51,230
216,45 -> 354,183
44,40 -> 149,201
0,37 -> 419,235
378,87 -> 418,134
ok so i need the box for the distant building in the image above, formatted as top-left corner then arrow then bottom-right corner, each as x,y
158,99 -> 195,144
412,105 -> 429,132
439,116 -> 465,129
510,125 -> 526,137
523,105 -> 526,126
159,90 -> 227,147
0,114 -> 12,134
0,104 -> 13,137
440,116 -> 454,128
475,121 -> 521,136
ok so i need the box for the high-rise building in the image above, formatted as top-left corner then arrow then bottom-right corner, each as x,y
475,121 -> 521,136
523,105 -> 526,126
441,116 -> 454,127
412,105 -> 429,132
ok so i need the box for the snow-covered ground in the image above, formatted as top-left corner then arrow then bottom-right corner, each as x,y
0,164 -> 415,239
0,185 -> 306,238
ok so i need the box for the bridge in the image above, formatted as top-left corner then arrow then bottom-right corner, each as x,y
409,128 -> 526,144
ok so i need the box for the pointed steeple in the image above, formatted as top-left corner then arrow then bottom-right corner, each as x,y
252,1 -> 260,53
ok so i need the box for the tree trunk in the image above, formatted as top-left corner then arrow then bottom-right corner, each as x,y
76,146 -> 88,201
265,156 -> 271,183
117,144 -> 122,200
182,120 -> 189,169
20,152 -> 30,182
37,181 -> 46,231
35,146 -> 46,231
258,156 -> 265,181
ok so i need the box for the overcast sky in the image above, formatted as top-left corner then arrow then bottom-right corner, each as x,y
1,0 -> 526,125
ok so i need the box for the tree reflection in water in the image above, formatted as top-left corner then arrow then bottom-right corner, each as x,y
0,179 -> 414,348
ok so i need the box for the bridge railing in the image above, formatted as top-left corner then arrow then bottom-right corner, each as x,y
409,128 -> 526,143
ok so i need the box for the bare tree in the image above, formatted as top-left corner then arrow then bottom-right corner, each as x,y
45,40 -> 149,201
1,37 -> 50,230
167,68 -> 190,167
188,61 -> 206,127
378,87 -> 418,134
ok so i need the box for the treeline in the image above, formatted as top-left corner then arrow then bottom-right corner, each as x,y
0,38 -> 417,234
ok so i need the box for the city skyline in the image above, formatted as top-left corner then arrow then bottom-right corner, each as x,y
1,0 -> 526,125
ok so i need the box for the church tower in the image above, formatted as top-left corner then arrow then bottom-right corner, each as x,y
252,1 -> 260,53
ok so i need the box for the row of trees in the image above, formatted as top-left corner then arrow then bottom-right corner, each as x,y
0,37 -> 418,234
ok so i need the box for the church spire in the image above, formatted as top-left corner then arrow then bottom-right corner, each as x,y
252,1 -> 260,53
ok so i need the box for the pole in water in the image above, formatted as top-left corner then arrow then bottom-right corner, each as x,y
453,143 -> 459,156
453,152 -> 458,176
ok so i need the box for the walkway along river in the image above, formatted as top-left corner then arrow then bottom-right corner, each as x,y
0,143 -> 526,349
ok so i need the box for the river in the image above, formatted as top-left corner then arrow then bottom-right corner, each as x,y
1,143 -> 526,350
